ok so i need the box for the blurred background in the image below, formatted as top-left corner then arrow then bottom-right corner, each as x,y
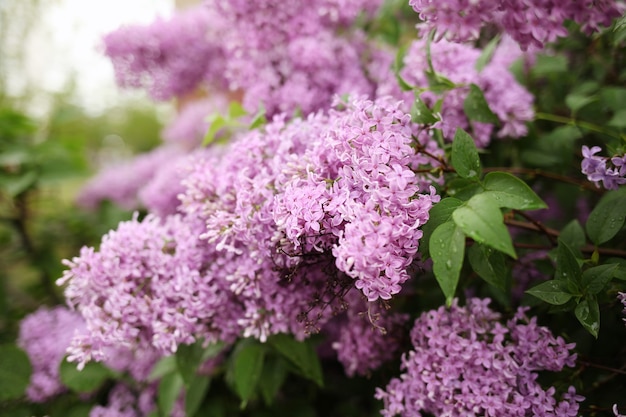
0,0 -> 197,337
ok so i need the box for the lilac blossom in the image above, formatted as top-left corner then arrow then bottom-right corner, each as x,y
59,214 -> 243,368
273,97 -> 439,301
90,382 -> 187,417
77,145 -> 187,212
409,0 -> 624,50
382,38 -> 534,147
89,384 -> 139,417
138,150 -> 207,217
181,96 -> 440,337
581,145 -> 626,190
18,306 -> 160,403
162,95 -> 229,149
376,298 -> 581,417
104,0 -> 385,116
330,289 -> 408,376
103,4 -> 228,100
17,307 -> 86,402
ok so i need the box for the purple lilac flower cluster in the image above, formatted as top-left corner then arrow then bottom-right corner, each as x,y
208,0 -> 384,115
272,97 -> 439,300
18,307 -> 160,404
376,298 -> 582,417
17,307 -> 86,402
329,289 -> 408,376
409,0 -> 624,50
61,97 -> 439,367
59,214 -> 243,368
103,0 -> 386,116
77,145 -> 187,213
380,38 -> 534,147
103,5 -> 228,100
162,96 -> 229,149
581,145 -> 626,190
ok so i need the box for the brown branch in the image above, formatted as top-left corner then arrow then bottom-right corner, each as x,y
506,219 -> 560,237
483,166 -> 603,194
507,220 -> 626,258
513,210 -> 558,246
578,359 -> 626,376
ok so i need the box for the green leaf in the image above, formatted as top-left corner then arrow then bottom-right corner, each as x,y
202,115 -> 228,146
258,355 -> 289,406
411,95 -> 438,124
606,258 -> 626,280
582,264 -> 618,295
452,193 -> 516,258
249,105 -> 267,130
451,128 -> 482,180
268,334 -> 323,387
463,84 -> 499,124
228,101 -> 247,119
185,374 -> 211,417
554,240 -> 582,291
158,371 -> 184,417
0,344 -> 32,401
430,221 -> 466,304
177,341 -> 206,386
608,109 -> 626,128
425,70 -> 457,93
176,341 -> 224,386
586,191 -> 626,245
468,243 -> 508,290
475,35 -> 501,72
393,45 -> 414,91
600,86 -> 626,112
483,172 -> 547,210
149,355 -> 177,382
559,220 -> 586,254
2,171 -> 38,197
53,403 -> 92,417
59,357 -> 113,393
575,297 -> 600,338
420,197 -> 463,257
565,93 -> 598,115
532,54 -> 568,76
526,280 -> 573,305
233,339 -> 266,405
446,178 -> 482,201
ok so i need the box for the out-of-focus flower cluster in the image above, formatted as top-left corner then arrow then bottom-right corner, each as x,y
18,307 -> 161,405
380,37 -> 534,147
104,0 -> 387,116
409,0 -> 624,50
376,298 -> 582,417
76,145 -> 187,213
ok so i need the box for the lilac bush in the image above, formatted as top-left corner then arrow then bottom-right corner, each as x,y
4,0 -> 626,416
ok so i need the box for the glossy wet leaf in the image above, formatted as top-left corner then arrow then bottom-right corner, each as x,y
430,221 -> 466,305
526,280 -> 573,305
483,171 -> 547,210
451,128 -> 482,180
463,84 -> 499,124
452,193 -> 516,258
